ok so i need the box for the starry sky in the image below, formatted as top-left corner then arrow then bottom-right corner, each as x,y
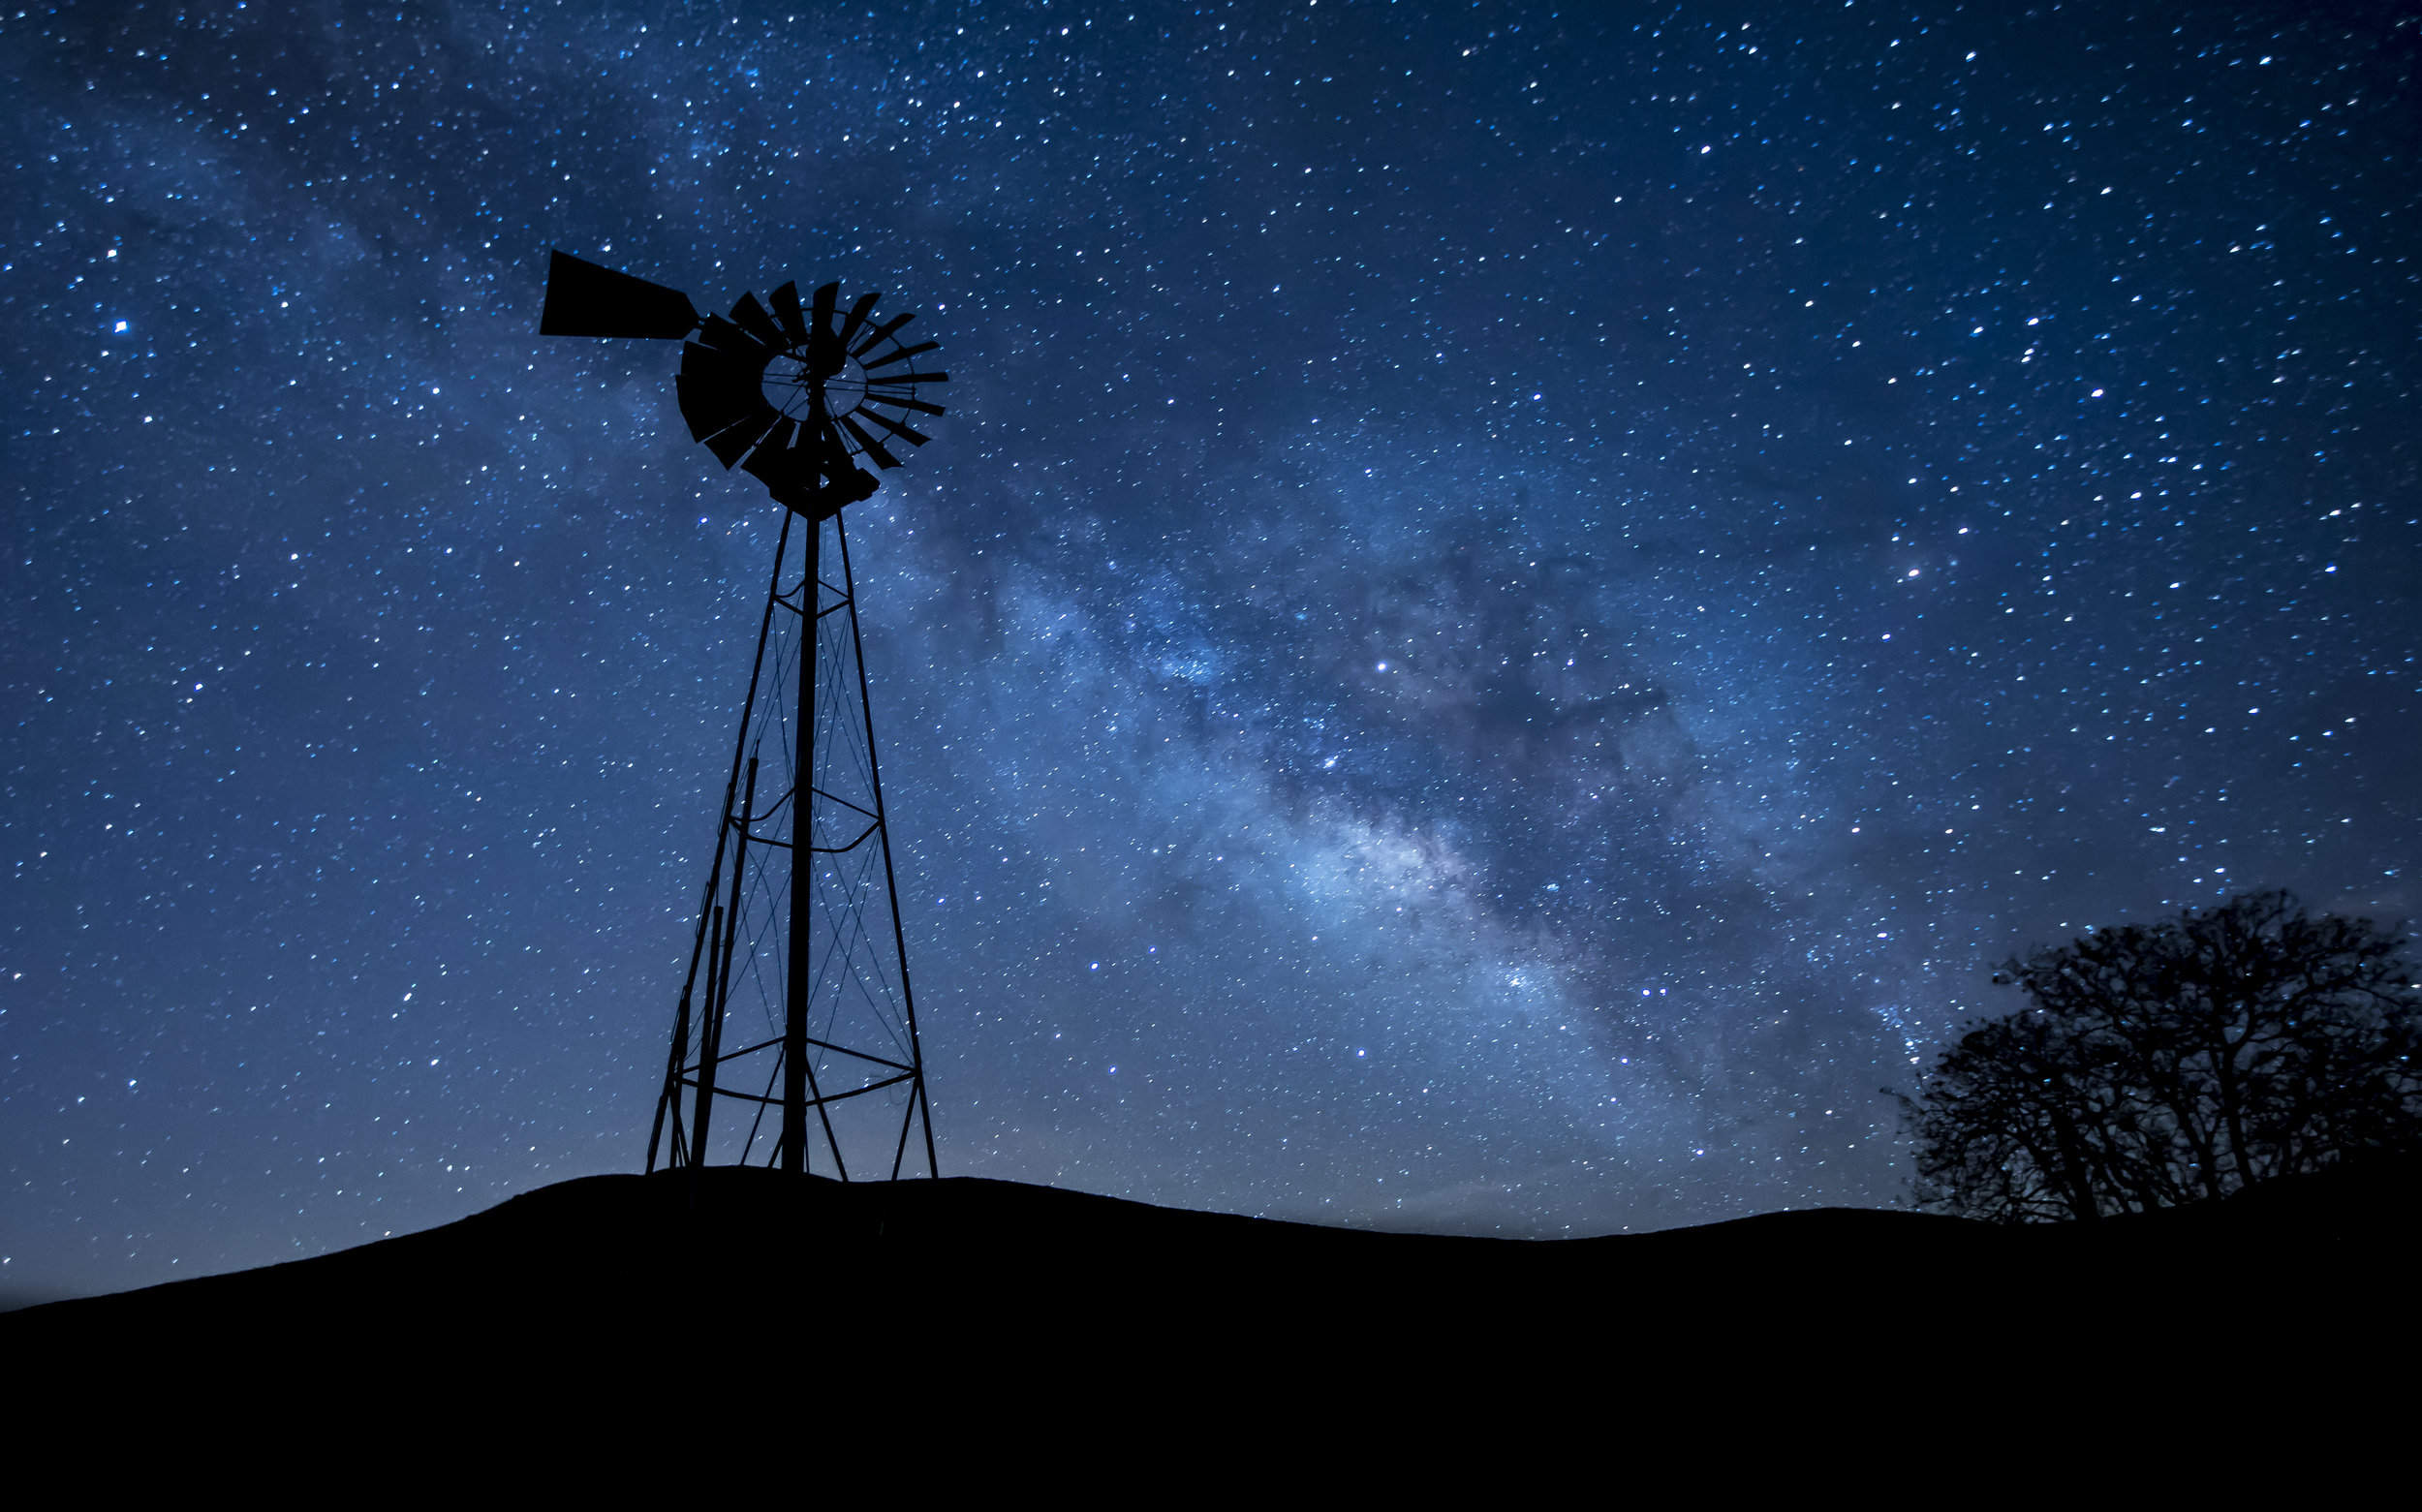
5,0 -> 2416,1302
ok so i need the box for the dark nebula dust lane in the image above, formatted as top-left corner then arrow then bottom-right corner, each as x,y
3,2 -> 2415,1299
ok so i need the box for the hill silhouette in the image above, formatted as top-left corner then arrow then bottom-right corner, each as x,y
13,1159 -> 2412,1384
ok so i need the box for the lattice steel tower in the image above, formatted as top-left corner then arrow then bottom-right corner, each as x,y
539,250 -> 947,1178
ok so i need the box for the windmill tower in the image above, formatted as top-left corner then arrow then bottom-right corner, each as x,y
539,250 -> 947,1179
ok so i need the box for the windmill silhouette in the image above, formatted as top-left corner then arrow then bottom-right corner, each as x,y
540,250 -> 946,1178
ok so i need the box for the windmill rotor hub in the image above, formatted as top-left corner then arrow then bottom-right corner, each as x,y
762,350 -> 869,422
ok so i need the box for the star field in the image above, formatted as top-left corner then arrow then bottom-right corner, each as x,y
3,0 -> 2416,1301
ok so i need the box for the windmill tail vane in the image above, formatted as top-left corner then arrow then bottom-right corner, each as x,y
537,248 -> 948,1181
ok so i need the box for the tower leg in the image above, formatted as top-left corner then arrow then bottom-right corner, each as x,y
691,905 -> 725,1157
837,515 -> 939,1181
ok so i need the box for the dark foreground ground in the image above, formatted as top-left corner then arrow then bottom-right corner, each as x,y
16,1158 -> 2413,1329
10,1158 -> 2412,1430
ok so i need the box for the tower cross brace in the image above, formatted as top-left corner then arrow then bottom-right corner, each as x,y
646,505 -> 937,1180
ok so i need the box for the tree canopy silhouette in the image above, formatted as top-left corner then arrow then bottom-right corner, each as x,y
1903,890 -> 2422,1223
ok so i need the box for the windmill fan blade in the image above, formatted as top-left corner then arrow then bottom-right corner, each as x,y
836,291 -> 883,354
856,407 -> 930,447
677,344 -> 771,442
861,340 -> 939,372
769,283 -> 809,344
538,250 -> 700,339
675,373 -> 734,442
839,414 -> 900,470
699,314 -> 773,359
703,407 -> 781,469
745,424 -> 804,476
870,393 -> 947,417
740,417 -> 799,481
850,312 -> 914,358
806,283 -> 843,377
730,293 -> 787,351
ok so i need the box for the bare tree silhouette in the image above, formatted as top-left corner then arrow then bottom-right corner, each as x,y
1903,891 -> 2422,1223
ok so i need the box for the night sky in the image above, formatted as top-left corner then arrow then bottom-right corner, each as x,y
5,1 -> 2416,1302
